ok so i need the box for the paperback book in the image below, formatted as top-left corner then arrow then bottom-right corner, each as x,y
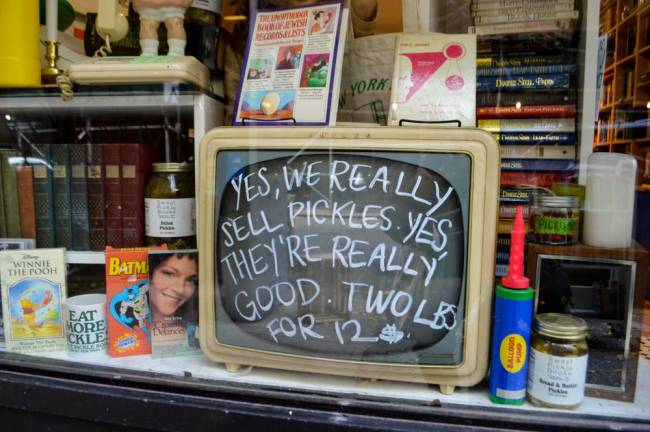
149,249 -> 200,358
0,248 -> 67,353
388,32 -> 477,127
232,1 -> 347,125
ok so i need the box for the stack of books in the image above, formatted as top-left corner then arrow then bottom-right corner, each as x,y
471,0 -> 581,276
0,143 -> 154,251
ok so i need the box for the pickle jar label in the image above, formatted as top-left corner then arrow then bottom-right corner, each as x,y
527,347 -> 588,406
534,215 -> 578,235
145,198 -> 196,237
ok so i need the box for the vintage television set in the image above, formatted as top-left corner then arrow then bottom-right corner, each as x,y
198,127 -> 499,394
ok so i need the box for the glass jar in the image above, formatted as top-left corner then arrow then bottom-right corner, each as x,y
530,195 -> 580,245
527,313 -> 589,409
144,163 -> 196,249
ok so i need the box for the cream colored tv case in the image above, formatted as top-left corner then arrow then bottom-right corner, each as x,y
198,127 -> 499,394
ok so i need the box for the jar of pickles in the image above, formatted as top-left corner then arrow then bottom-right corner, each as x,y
527,313 -> 589,409
144,163 -> 196,249
530,196 -> 580,245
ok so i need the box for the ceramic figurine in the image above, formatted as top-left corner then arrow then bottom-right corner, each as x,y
133,0 -> 193,56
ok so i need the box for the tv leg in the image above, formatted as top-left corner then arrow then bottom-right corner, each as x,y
225,363 -> 242,373
439,384 -> 455,395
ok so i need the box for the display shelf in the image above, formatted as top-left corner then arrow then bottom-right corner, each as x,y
65,250 -> 104,265
1,345 -> 648,425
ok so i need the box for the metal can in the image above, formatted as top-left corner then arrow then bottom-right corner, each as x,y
527,313 -> 589,409
530,195 -> 580,245
144,163 -> 196,249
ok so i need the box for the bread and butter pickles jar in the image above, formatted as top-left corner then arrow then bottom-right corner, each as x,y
527,313 -> 589,409
144,163 -> 196,249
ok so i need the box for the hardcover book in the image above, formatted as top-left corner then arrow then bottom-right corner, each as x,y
388,32 -> 477,127
500,144 -> 575,160
0,248 -> 67,353
477,91 -> 576,107
477,63 -> 576,76
16,165 -> 36,240
232,1 -> 347,125
69,143 -> 90,251
51,144 -> 73,249
477,104 -> 576,118
469,18 -> 577,36
501,159 -> 576,172
477,53 -> 570,68
32,144 -> 56,248
120,144 -> 154,248
477,73 -> 571,91
493,132 -> 576,145
103,144 -> 122,248
472,9 -> 578,25
478,118 -> 575,132
500,170 -> 575,187
0,149 -> 22,238
87,143 -> 106,251
148,249 -> 200,358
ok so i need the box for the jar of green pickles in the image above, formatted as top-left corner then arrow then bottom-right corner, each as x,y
527,313 -> 589,409
530,196 -> 580,245
144,163 -> 196,249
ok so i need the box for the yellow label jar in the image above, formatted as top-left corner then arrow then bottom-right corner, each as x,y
144,163 -> 196,249
527,313 -> 589,409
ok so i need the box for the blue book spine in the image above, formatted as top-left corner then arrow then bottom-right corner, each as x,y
478,64 -> 577,77
478,73 -> 572,90
69,143 -> 90,250
494,132 -> 576,145
501,159 -> 577,172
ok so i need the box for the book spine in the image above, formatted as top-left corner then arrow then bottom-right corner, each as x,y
477,73 -> 571,91
473,9 -> 578,24
120,144 -> 153,248
500,171 -> 575,187
103,144 -> 122,248
51,144 -> 73,249
477,64 -> 576,76
479,118 -> 575,132
0,153 -> 5,237
500,185 -> 553,203
501,159 -> 576,172
493,132 -> 576,144
69,143 -> 90,251
497,219 -> 529,234
16,165 -> 36,240
472,0 -> 574,12
497,235 -> 511,248
469,18 -> 576,35
500,144 -> 575,160
477,54 -> 570,68
478,104 -> 576,118
495,263 -> 509,277
472,2 -> 575,16
87,143 -> 106,251
477,91 -> 576,107
499,204 -> 531,219
0,149 -> 21,238
32,144 -> 56,248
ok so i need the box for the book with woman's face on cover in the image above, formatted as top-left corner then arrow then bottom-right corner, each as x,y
148,249 -> 200,358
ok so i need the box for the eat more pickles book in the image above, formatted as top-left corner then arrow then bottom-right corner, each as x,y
388,32 -> 477,127
0,248 -> 67,353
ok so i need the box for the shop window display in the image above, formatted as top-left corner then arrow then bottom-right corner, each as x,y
0,1 -> 649,431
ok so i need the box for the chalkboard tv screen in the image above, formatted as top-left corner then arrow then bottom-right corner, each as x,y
199,127 -> 499,387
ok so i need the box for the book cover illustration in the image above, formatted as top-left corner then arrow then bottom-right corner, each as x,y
232,1 -> 346,125
0,248 -> 66,353
148,250 -> 200,358
388,32 -> 477,127
105,246 -> 164,357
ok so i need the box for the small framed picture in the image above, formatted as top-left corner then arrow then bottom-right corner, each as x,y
528,243 -> 648,402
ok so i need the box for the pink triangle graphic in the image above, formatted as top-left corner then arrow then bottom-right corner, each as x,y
400,52 -> 448,102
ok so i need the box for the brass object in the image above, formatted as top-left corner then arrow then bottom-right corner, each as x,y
41,40 -> 62,84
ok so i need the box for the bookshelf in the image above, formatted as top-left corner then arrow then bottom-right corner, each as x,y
596,0 -> 650,186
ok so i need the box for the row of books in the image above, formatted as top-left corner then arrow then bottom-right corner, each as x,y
469,0 -> 579,35
0,143 -> 155,251
473,1 -> 580,277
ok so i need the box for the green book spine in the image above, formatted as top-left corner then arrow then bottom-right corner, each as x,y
32,144 -> 56,247
69,143 -> 90,250
51,144 -> 72,249
0,149 -> 21,237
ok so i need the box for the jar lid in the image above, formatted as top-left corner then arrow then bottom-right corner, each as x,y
535,313 -> 588,341
152,162 -> 194,173
535,195 -> 579,208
